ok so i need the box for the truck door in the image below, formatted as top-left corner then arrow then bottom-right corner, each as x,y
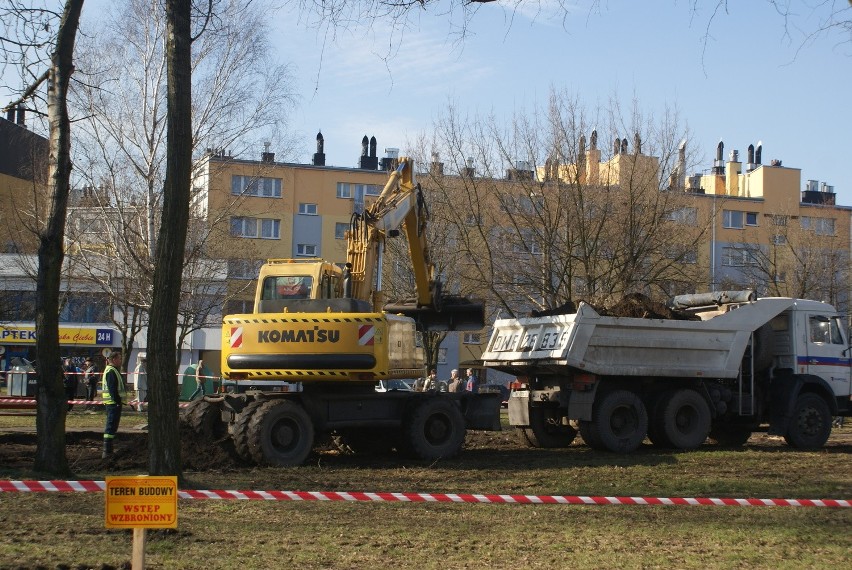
803,313 -> 851,400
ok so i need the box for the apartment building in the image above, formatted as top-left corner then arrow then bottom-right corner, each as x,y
197,133 -> 400,315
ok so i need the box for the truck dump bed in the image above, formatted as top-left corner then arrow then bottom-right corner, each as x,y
482,298 -> 795,378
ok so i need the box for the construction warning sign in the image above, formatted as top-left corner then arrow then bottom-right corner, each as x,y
105,476 -> 178,529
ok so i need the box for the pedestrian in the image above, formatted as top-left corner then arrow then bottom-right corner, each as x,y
447,369 -> 463,393
82,357 -> 99,409
133,354 -> 148,412
62,357 -> 79,411
189,359 -> 206,400
101,350 -> 126,458
465,368 -> 479,393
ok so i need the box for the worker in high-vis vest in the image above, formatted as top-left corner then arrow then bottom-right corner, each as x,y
101,350 -> 126,458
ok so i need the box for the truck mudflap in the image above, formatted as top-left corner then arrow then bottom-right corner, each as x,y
463,392 -> 503,431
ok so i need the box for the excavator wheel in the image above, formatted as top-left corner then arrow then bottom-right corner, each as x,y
517,407 -> 577,448
231,400 -> 267,462
402,397 -> 466,460
246,400 -> 315,467
181,398 -> 227,440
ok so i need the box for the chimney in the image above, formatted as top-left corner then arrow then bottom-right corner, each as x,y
747,144 -> 755,172
713,140 -> 724,174
360,135 -> 378,170
312,131 -> 325,166
463,157 -> 475,178
430,151 -> 444,176
380,148 -> 399,172
5,107 -> 13,122
16,105 -> 25,127
261,141 -> 275,163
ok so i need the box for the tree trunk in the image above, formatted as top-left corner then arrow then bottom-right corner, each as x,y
33,0 -> 85,476
147,0 -> 192,476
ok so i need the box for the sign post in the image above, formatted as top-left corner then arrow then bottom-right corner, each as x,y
105,476 -> 178,569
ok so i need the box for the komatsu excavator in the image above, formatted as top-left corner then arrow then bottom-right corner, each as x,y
183,158 -> 500,466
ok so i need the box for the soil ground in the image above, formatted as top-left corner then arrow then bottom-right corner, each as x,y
1,420 -> 850,475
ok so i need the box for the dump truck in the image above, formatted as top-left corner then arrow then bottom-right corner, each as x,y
183,158 -> 500,466
481,291 -> 851,452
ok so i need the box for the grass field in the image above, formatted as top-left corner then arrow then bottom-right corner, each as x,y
0,411 -> 850,569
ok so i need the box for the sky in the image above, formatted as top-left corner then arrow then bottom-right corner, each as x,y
270,0 -> 852,203
2,1 -> 849,203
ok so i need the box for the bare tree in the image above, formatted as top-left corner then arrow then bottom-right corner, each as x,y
1,0 -> 85,475
419,93 -> 706,321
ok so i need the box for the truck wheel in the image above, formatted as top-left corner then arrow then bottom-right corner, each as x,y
655,389 -> 711,450
517,407 -> 577,448
589,390 -> 648,453
578,420 -> 606,450
708,426 -> 752,447
247,400 -> 315,466
404,398 -> 465,460
181,399 -> 227,440
232,400 -> 266,462
783,393 -> 832,450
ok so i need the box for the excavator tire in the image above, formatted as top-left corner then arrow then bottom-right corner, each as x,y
517,407 -> 577,448
402,397 -> 465,460
587,389 -> 648,453
232,400 -> 266,462
246,400 -> 315,466
181,399 -> 227,440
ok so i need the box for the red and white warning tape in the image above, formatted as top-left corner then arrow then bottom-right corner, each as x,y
0,481 -> 848,508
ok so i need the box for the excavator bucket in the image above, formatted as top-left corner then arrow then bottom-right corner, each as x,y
384,297 -> 485,332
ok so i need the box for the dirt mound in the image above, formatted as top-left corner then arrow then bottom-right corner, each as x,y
597,292 -> 699,320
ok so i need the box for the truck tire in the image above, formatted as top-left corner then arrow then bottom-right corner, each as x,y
653,389 -> 711,450
247,400 -> 315,466
517,407 -> 577,448
578,420 -> 606,450
588,390 -> 648,453
232,400 -> 267,462
403,398 -> 466,461
783,392 -> 832,450
181,399 -> 227,440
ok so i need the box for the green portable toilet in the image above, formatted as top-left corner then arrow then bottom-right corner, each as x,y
179,362 -> 216,401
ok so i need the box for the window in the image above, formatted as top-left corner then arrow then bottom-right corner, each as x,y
226,299 -> 254,315
771,234 -> 787,245
808,316 -> 844,345
465,214 -> 482,226
336,182 -> 352,199
335,222 -> 348,240
437,348 -> 448,364
298,203 -> 318,215
227,259 -> 263,279
231,217 -> 279,239
364,184 -> 381,196
722,210 -> 757,229
231,217 -> 258,238
721,246 -> 758,267
297,243 -> 317,256
665,207 -> 697,225
463,333 -> 482,344
801,216 -> 835,236
231,175 -> 282,198
772,215 -> 788,226
260,219 -> 280,239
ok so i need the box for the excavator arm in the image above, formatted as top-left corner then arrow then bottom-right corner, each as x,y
347,158 -> 484,331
